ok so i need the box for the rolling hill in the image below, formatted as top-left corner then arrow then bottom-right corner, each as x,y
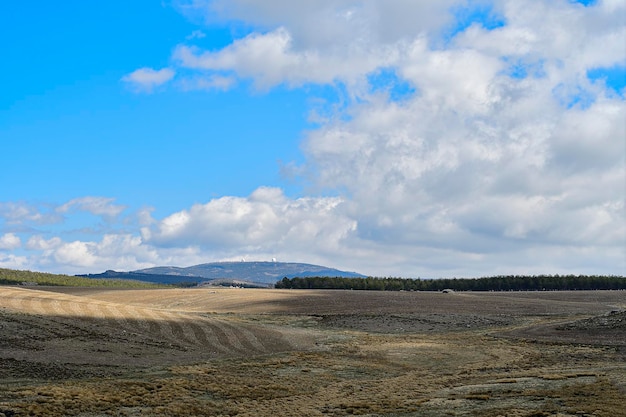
79,261 -> 366,286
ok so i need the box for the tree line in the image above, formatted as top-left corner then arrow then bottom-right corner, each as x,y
0,268 -> 167,288
275,275 -> 626,291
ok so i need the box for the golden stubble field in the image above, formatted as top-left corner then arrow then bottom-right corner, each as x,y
0,286 -> 625,417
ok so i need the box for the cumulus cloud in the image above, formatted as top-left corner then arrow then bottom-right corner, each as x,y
173,28 -> 402,90
0,233 -> 21,250
52,241 -> 98,267
169,1 -> 482,92
192,0 -> 457,46
163,0 -> 626,275
39,233 -> 205,275
122,67 -> 175,92
25,236 -> 62,251
146,187 -> 356,255
0,254 -> 28,269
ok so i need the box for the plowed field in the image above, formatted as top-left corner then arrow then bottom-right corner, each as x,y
1,287 -> 624,416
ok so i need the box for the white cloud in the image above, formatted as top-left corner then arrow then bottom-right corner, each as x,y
170,1 -> 468,91
0,254 -> 28,269
169,0 -> 626,275
173,28 -> 399,90
170,0 -> 625,94
25,236 -> 62,251
137,207 -> 156,226
36,233 -> 204,275
195,0 -> 458,46
53,241 -> 98,267
57,197 -> 126,220
147,187 -> 356,255
0,202 -> 61,225
122,67 -> 175,92
0,233 -> 21,250
298,73 -> 624,265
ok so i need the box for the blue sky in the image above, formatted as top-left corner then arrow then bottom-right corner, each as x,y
1,1 -> 309,211
1,1 -> 624,277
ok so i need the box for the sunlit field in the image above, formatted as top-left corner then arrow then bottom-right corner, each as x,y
1,287 -> 624,416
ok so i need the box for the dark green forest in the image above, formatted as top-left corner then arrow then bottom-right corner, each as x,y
275,275 -> 626,291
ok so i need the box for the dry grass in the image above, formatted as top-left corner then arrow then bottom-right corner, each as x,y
0,287 -> 624,416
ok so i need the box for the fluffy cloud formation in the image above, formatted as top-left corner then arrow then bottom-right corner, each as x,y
0,254 -> 28,269
172,1 -> 625,92
171,1 -> 469,91
160,0 -> 625,275
145,187 -> 356,256
25,236 -> 62,251
173,28 -> 399,90
0,233 -> 21,250
0,235 -> 26,269
4,0 -> 625,276
20,233 -> 202,275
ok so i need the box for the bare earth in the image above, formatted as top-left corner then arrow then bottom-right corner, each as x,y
0,287 -> 624,416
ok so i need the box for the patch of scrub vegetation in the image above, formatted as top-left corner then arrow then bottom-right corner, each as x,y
0,268 -> 167,288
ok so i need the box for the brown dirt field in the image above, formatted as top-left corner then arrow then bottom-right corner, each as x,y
1,287 -> 625,416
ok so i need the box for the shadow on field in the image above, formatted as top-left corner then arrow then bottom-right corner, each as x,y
0,307 -> 302,372
195,288 -> 623,316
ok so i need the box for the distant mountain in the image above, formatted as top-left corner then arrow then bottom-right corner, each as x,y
80,262 -> 366,287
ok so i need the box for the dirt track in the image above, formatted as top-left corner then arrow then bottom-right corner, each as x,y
1,287 -> 625,416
